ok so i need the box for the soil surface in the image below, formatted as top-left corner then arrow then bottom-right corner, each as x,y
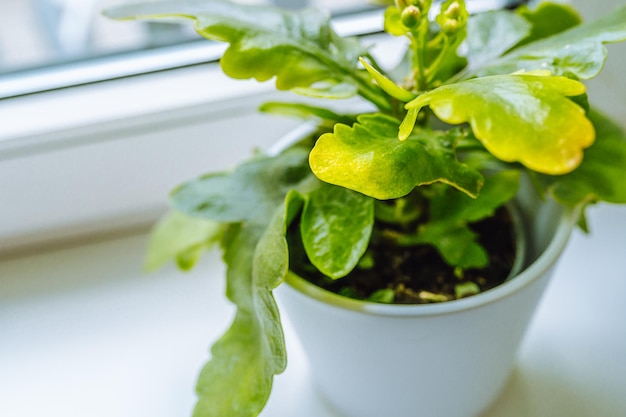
289,206 -> 518,304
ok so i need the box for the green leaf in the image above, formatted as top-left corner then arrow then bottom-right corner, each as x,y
170,149 -> 315,417
300,182 -> 374,279
429,170 -> 521,223
194,193 -> 304,417
416,222 -> 488,269
547,110 -> 626,206
411,171 -> 520,269
309,113 -> 483,200
194,226 -> 274,416
455,281 -> 480,298
104,0 -> 367,94
465,10 -> 531,69
516,2 -> 582,46
469,5 -> 626,79
176,243 -> 207,271
172,148 -> 311,224
292,81 -> 358,99
406,73 -> 594,174
368,288 -> 395,303
144,211 -> 222,272
259,101 -> 354,124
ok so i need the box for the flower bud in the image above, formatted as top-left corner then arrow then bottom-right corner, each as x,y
442,18 -> 459,34
414,0 -> 432,12
445,1 -> 461,19
401,5 -> 421,28
395,0 -> 409,9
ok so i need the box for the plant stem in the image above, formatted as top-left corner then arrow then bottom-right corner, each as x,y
426,38 -> 450,84
355,75 -> 393,111
413,21 -> 430,91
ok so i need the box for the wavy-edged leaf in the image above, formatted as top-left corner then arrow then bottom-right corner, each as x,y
406,73 -> 594,174
172,148 -> 311,224
300,182 -> 374,279
195,224 -> 271,417
547,110 -> 626,206
469,5 -> 626,79
194,192 -> 304,417
465,10 -> 531,69
309,113 -> 483,200
104,0 -> 367,92
144,211 -> 222,272
516,2 -> 582,46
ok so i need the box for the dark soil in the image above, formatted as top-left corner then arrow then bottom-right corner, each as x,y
289,206 -> 518,304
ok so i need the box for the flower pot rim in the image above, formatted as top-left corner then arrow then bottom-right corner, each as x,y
284,208 -> 576,317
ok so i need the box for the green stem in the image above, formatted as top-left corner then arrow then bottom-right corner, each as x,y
414,21 -> 430,91
382,228 -> 425,247
426,37 -> 450,84
295,31 -> 392,112
355,74 -> 393,111
443,66 -> 470,85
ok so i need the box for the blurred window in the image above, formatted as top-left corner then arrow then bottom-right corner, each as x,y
0,1 -> 373,96
0,0 -> 524,98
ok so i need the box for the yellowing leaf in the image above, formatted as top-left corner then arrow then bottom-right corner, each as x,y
309,114 -> 483,200
405,73 -> 594,174
547,110 -> 626,206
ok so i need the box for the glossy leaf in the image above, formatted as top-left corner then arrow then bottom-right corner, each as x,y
104,0 -> 367,92
465,10 -> 531,69
470,6 -> 626,79
516,2 -> 582,46
406,73 -> 594,174
172,148 -> 311,224
548,110 -> 626,206
309,113 -> 483,200
300,182 -> 374,279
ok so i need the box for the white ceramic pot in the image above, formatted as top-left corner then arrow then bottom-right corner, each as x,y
276,183 -> 575,417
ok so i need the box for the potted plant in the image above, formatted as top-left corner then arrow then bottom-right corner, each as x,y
105,1 -> 626,416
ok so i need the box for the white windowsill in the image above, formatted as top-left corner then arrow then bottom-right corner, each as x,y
1,203 -> 625,417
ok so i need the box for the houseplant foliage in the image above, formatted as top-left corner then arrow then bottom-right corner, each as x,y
106,1 -> 626,416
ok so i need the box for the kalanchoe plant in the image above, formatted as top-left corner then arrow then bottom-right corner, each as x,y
107,1 -> 626,416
